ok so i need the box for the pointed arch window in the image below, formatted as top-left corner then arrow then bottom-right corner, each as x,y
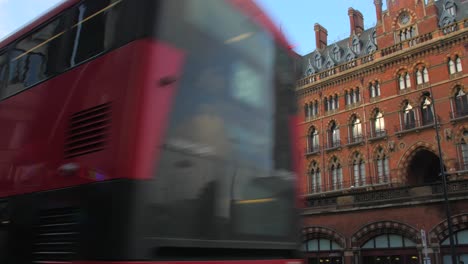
329,121 -> 340,148
372,109 -> 386,137
369,82 -> 381,98
453,86 -> 468,117
375,147 -> 390,183
399,72 -> 411,90
403,101 -> 416,129
353,152 -> 366,187
324,97 -> 329,112
308,161 -> 321,193
330,157 -> 343,190
416,67 -> 430,85
456,56 -> 463,72
421,96 -> 434,125
350,115 -> 363,143
460,131 -> 468,170
307,127 -> 320,154
448,56 -> 462,75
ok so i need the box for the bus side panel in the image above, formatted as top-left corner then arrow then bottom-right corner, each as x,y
0,40 -> 150,197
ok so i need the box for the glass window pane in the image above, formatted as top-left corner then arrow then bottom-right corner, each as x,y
331,241 -> 341,250
308,239 -> 319,251
443,255 -> 453,264
404,237 -> 416,247
70,0 -> 123,65
362,239 -> 374,249
375,235 -> 388,248
457,230 -> 468,244
389,234 -> 403,248
319,239 -> 331,251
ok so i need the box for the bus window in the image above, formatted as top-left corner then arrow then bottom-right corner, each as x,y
69,0 -> 123,66
0,53 -> 6,98
5,16 -> 66,97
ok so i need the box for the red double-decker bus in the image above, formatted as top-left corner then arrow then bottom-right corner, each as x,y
0,0 -> 301,263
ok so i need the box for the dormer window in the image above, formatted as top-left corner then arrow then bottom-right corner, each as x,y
333,45 -> 341,61
315,53 -> 322,68
352,37 -> 360,54
446,2 -> 456,16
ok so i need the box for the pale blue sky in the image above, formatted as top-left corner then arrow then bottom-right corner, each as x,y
0,0 -> 385,55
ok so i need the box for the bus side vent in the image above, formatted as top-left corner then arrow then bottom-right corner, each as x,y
32,207 -> 81,263
65,103 -> 111,159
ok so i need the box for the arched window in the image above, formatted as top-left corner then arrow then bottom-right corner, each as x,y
345,91 -> 350,105
456,56 -> 463,72
369,82 -> 381,98
329,121 -> 340,148
313,100 -> 319,116
302,238 -> 343,264
308,161 -> 321,193
375,147 -> 390,183
421,95 -> 434,125
304,104 -> 310,120
460,131 -> 468,170
440,229 -> 468,264
350,115 -> 363,143
454,86 -> 468,117
362,234 -> 416,249
372,109 -> 386,137
403,101 -> 416,129
352,152 -> 366,187
423,67 -> 429,83
330,157 -> 343,190
329,96 -> 335,110
324,97 -> 329,112
334,94 -> 339,109
307,127 -> 320,153
399,72 -> 411,90
449,59 -> 456,74
405,72 -> 411,88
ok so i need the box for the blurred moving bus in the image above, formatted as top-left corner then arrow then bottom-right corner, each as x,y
0,0 -> 301,263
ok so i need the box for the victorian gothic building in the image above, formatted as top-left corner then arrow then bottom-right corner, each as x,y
296,1 -> 468,264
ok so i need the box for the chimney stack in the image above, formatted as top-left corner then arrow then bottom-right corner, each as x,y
348,8 -> 364,35
314,23 -> 328,50
374,0 -> 383,23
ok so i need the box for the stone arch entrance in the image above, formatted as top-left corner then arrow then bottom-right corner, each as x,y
407,149 -> 441,185
352,221 -> 420,264
302,227 -> 346,264
398,142 -> 447,185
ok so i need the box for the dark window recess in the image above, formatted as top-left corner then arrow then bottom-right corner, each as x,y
5,16 -> 66,97
69,0 -> 123,66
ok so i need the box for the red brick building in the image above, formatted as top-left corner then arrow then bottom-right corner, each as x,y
295,1 -> 467,264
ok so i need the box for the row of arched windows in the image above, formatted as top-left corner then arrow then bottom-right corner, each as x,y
306,109 -> 385,151
304,58 -> 463,118
307,148 -> 389,193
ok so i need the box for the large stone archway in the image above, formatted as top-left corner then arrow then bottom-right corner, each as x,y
398,142 -> 447,185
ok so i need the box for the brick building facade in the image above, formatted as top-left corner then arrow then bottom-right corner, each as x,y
295,1 -> 468,264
